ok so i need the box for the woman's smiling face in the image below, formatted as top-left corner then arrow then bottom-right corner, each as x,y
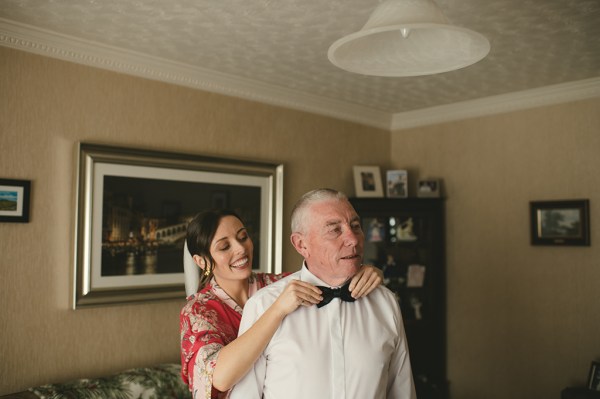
209,215 -> 254,284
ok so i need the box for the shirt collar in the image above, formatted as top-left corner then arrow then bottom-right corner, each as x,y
300,261 -> 346,288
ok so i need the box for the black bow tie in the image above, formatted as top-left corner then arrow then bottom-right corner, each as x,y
316,281 -> 356,308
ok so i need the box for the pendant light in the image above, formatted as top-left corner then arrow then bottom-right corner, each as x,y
327,0 -> 490,77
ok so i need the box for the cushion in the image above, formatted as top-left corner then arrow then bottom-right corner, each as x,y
27,363 -> 188,399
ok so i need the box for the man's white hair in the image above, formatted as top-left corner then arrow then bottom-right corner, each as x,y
290,188 -> 348,234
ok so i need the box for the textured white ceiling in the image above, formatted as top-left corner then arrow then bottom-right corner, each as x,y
1,0 -> 599,129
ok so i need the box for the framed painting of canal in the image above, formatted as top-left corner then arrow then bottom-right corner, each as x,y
73,143 -> 284,308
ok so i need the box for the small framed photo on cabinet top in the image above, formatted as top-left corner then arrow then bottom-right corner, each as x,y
417,179 -> 440,198
353,166 -> 384,197
386,170 -> 408,198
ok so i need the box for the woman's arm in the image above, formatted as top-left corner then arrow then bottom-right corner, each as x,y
349,264 -> 384,298
211,280 -> 322,392
210,265 -> 383,393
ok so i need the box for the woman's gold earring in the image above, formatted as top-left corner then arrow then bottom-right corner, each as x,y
203,266 -> 211,277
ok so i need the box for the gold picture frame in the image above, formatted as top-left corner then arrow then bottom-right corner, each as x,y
73,143 -> 284,308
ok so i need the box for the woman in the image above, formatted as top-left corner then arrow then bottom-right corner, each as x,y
180,209 -> 382,399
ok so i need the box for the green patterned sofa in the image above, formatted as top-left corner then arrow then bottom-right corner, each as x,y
0,363 -> 189,399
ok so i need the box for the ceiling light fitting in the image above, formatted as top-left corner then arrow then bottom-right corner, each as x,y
327,0 -> 490,77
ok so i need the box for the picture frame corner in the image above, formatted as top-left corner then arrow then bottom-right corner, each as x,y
587,360 -> 600,391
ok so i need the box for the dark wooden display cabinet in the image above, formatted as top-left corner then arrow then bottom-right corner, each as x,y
350,198 -> 448,399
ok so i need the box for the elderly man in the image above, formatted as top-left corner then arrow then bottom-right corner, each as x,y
230,188 -> 416,399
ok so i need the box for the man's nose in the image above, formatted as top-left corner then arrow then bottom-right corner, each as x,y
342,228 -> 360,246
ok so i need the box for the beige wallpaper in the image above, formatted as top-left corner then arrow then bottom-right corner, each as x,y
1,45 -> 599,399
0,46 -> 388,393
391,98 -> 600,399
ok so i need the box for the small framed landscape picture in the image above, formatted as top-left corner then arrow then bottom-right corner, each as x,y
417,179 -> 441,198
0,178 -> 31,223
530,199 -> 590,246
353,166 -> 384,198
386,170 -> 408,198
588,361 -> 600,391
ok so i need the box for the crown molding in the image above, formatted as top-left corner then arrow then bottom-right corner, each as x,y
1,18 -> 598,132
390,77 -> 600,130
0,18 -> 390,130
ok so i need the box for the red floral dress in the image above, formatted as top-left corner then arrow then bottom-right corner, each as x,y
180,272 -> 288,399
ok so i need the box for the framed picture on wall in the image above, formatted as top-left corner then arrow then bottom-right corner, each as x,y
353,166 -> 384,197
0,178 -> 31,223
529,199 -> 590,246
73,143 -> 284,308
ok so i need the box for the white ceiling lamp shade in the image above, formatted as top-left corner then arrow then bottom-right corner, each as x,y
327,0 -> 491,77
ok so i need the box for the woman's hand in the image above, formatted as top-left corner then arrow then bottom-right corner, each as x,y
349,264 -> 383,298
271,280 -> 323,317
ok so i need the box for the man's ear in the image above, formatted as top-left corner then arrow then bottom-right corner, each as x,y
192,254 -> 207,271
290,233 -> 309,258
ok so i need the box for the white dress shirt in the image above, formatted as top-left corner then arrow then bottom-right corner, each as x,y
230,264 -> 416,399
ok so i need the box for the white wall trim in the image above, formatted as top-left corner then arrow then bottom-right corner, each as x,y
1,18 -> 598,132
0,18 -> 390,130
391,77 -> 600,131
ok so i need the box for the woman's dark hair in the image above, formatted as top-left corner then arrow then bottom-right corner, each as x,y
186,209 -> 243,287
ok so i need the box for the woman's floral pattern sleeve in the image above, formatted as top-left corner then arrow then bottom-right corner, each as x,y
180,273 -> 292,399
181,299 -> 231,399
